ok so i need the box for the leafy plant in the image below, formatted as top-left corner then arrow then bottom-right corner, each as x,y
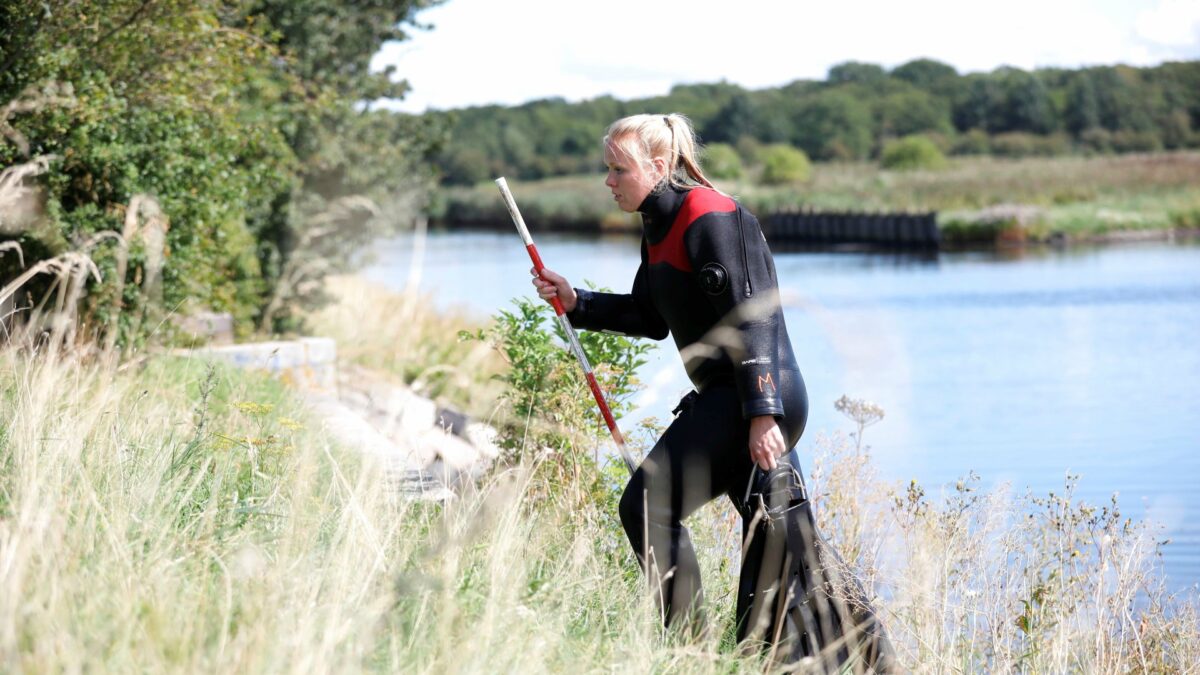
462,294 -> 654,497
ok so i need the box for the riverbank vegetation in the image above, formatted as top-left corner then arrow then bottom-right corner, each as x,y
3,304 -> 1197,671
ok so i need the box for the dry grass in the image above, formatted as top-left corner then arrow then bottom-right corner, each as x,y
4,240 -> 1195,673
0,346 -> 759,673
3,328 -> 1198,673
0,348 -> 433,672
305,274 -> 506,422
0,155 -> 56,234
808,426 -> 1200,673
732,151 -> 1200,213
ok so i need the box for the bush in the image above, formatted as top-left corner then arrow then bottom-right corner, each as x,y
988,132 -> 1071,158
1110,130 -> 1164,153
880,135 -> 947,171
1169,207 -> 1200,229
702,143 -> 744,180
464,295 -> 655,468
952,129 -> 991,155
759,144 -> 812,185
1079,128 -> 1113,154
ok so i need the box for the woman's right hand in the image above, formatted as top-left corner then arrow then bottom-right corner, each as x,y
531,266 -> 578,312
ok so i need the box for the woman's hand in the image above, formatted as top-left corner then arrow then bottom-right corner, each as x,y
749,415 -> 786,471
531,266 -> 578,312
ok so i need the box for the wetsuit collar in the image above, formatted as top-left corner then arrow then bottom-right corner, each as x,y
637,181 -> 688,239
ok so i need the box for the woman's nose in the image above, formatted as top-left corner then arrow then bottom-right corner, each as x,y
605,172 -> 617,188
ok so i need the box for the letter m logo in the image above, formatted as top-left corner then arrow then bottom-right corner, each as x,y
756,373 -> 776,394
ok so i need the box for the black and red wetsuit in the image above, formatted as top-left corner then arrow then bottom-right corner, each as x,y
568,183 -> 806,422
567,182 -> 810,624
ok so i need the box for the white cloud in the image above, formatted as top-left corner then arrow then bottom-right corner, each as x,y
1136,0 -> 1200,50
373,0 -> 1197,113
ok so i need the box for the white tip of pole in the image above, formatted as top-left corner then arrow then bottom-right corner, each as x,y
495,176 -> 534,245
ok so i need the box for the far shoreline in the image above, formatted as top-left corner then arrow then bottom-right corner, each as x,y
428,151 -> 1200,249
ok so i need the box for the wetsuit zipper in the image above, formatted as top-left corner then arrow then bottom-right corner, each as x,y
737,207 -> 752,297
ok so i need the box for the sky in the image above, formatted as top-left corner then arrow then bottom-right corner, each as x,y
371,0 -> 1200,113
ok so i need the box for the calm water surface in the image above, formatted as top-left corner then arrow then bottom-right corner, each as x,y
365,231 -> 1200,589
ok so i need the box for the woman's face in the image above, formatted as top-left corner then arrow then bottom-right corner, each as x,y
604,138 -> 665,213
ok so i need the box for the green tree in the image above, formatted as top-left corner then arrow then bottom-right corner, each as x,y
792,90 -> 873,160
828,61 -> 887,87
875,89 -> 953,140
954,73 -> 1003,132
999,69 -> 1056,134
1,0 -> 442,342
1065,73 -> 1102,134
1091,66 -> 1154,132
703,92 -> 758,145
1,0 -> 295,341
891,59 -> 960,98
751,91 -> 796,143
422,61 -> 1200,188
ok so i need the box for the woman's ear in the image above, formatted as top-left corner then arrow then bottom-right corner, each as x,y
650,156 -> 670,183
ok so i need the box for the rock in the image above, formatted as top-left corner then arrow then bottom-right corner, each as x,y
185,340 -> 500,497
190,337 -> 337,390
176,311 -> 235,345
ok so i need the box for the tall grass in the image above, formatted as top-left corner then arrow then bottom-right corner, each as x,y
0,346 -> 760,672
1,351 -> 393,671
5,256 -> 1197,673
4,338 -> 1197,672
808,431 -> 1200,672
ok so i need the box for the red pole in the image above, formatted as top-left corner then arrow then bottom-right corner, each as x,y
495,177 -> 637,475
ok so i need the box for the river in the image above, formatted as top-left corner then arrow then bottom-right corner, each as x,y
363,229 -> 1200,590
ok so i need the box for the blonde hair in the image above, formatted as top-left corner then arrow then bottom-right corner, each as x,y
603,113 -> 714,191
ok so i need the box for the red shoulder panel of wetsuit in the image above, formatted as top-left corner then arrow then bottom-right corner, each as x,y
646,188 -> 736,273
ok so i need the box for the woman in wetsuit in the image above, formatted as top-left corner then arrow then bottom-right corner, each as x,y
532,114 -> 892,670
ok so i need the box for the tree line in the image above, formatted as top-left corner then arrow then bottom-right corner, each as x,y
426,59 -> 1200,185
1,0 -> 443,342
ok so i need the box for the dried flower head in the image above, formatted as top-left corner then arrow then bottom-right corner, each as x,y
834,394 -> 885,428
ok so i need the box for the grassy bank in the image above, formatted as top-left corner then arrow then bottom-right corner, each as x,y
0,347 -> 761,672
434,151 -> 1200,244
3,277 -> 1198,671
3,342 -> 1197,672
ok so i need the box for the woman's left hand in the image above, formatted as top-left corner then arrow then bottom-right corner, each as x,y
749,415 -> 786,471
